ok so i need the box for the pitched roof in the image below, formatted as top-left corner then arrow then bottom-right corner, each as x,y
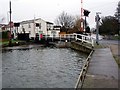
46,21 -> 53,24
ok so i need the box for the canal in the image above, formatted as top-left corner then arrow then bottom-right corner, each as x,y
2,45 -> 88,88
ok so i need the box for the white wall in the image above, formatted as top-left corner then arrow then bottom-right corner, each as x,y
19,22 -> 35,38
48,30 -> 60,37
35,19 -> 47,35
18,18 -> 48,38
17,18 -> 59,39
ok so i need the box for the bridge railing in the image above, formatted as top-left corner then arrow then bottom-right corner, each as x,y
58,34 -> 94,47
75,34 -> 94,47
59,34 -> 76,40
43,33 -> 94,47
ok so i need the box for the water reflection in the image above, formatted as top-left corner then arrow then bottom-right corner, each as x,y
2,46 -> 87,88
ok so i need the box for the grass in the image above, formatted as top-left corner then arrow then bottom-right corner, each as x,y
94,43 -> 108,49
0,40 -> 9,46
105,35 -> 120,40
112,36 -> 120,40
113,55 -> 120,68
0,39 -> 26,46
94,43 -> 120,68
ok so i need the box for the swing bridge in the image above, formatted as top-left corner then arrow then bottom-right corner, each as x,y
41,33 -> 95,47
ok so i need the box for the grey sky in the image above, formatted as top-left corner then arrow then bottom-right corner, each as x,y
0,0 -> 119,28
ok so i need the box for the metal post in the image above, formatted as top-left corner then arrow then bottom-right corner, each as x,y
75,34 -> 77,41
119,13 -> 120,35
59,35 -> 61,42
96,12 -> 101,45
80,0 -> 83,32
82,35 -> 83,43
9,0 -> 12,46
84,16 -> 87,34
92,39 -> 94,47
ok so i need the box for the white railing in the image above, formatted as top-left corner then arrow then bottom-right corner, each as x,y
43,33 -> 94,47
75,34 -> 94,47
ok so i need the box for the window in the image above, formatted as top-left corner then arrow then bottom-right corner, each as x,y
28,23 -> 31,28
36,23 -> 39,27
29,31 -> 31,34
39,23 -> 41,29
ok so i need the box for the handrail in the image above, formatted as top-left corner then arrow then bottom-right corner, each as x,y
75,34 -> 94,47
74,50 -> 94,89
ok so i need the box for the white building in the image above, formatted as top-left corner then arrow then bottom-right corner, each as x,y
12,18 -> 60,39
17,18 -> 47,39
48,26 -> 61,37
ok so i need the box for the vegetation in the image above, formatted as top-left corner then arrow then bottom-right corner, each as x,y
113,55 -> 120,68
99,16 -> 119,35
0,31 -> 9,39
0,39 -> 26,46
99,1 -> 120,36
114,1 -> 120,22
55,12 -> 89,33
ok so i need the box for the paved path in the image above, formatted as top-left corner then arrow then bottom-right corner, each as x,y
82,48 -> 119,88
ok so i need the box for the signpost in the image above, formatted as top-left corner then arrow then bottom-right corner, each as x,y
95,12 -> 101,45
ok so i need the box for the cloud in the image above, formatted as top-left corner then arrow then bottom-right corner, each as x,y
0,0 -> 119,27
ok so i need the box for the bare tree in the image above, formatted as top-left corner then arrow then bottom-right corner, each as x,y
55,11 -> 75,29
74,16 -> 81,31
73,15 -> 87,33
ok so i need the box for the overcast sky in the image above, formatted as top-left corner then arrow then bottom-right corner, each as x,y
0,0 -> 119,28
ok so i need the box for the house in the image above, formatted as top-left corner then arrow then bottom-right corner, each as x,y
17,18 -> 59,39
17,18 -> 48,39
6,18 -> 60,40
47,26 -> 61,37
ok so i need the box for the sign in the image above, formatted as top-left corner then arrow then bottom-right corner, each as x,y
39,31 -> 43,40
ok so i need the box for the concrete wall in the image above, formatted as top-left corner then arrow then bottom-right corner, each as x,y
70,41 -> 92,54
54,41 -> 92,54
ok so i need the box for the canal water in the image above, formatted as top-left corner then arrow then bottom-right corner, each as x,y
2,45 -> 88,88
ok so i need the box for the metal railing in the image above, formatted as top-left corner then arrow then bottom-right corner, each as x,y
74,50 -> 94,89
